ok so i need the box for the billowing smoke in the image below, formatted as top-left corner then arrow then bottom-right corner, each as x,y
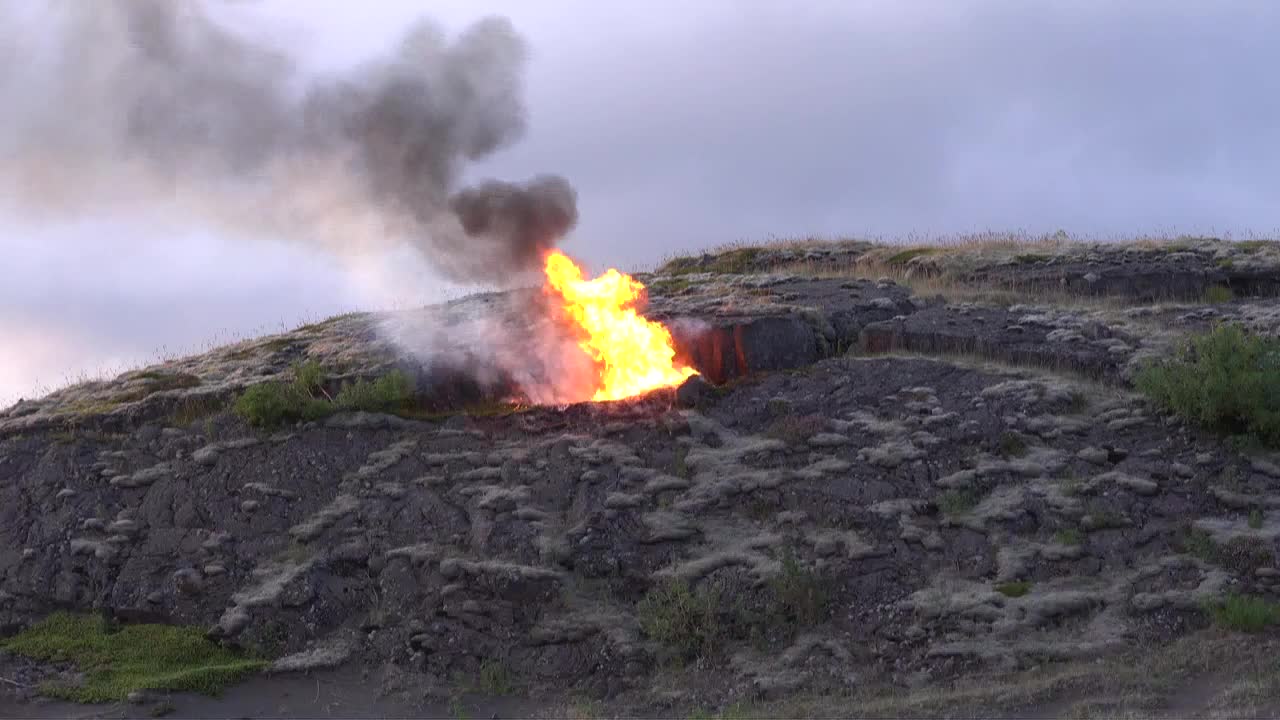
0,0 -> 576,284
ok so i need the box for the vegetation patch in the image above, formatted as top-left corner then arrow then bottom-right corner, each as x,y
1181,527 -> 1275,573
233,361 -> 416,429
1135,324 -> 1280,447
170,394 -> 228,427
637,579 -> 725,662
764,413 -> 827,444
1206,594 -> 1280,633
762,550 -> 829,629
998,431 -> 1028,458
936,489 -> 980,517
995,581 -> 1032,598
661,247 -> 766,276
885,246 -> 942,266
0,612 -> 265,703
476,659 -> 513,696
1054,528 -> 1084,546
1202,285 -> 1235,304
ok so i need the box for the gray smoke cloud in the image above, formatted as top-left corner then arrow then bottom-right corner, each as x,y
0,0 -> 577,284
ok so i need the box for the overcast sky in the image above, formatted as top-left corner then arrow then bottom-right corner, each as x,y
2,0 -> 1278,405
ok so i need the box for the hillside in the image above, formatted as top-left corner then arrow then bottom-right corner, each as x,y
4,237 -> 1280,719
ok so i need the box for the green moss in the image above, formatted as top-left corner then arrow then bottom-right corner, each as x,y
764,413 -> 826,444
114,372 -> 202,403
1181,527 -> 1274,573
1249,508 -> 1264,529
1012,253 -> 1052,265
998,431 -> 1028,458
995,581 -> 1032,598
936,489 -> 980,517
885,247 -> 941,265
0,612 -> 265,703
649,278 -> 695,294
1206,594 -> 1280,633
1135,324 -> 1280,447
661,247 -> 766,276
1054,528 -> 1084,546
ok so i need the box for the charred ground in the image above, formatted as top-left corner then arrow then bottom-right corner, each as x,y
3,237 -> 1280,719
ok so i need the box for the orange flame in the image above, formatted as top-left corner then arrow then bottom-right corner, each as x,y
544,250 -> 697,401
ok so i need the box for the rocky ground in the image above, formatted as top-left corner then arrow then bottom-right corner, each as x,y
3,237 -> 1280,719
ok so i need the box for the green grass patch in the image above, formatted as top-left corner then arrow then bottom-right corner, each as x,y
1206,594 -> 1280,633
995,581 -> 1032,598
1249,508 -> 1265,529
765,550 -> 829,627
1054,528 -> 1084,546
637,579 -> 725,662
1135,324 -> 1280,447
234,361 -> 416,429
885,247 -> 941,265
1181,527 -> 1274,573
1234,240 -> 1279,252
649,277 -> 695,294
936,489 -> 980,517
1202,285 -> 1235,304
998,431 -> 1028,458
0,612 -> 265,703
476,659 -> 513,696
661,247 -> 766,276
170,394 -> 228,427
1012,253 -> 1053,265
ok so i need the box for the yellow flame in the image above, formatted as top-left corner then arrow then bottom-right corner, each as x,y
544,250 -> 697,401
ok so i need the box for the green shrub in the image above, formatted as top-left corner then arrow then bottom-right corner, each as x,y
766,550 -> 829,627
0,612 -> 264,702
232,379 -> 329,429
334,370 -> 414,414
637,579 -> 724,661
1135,324 -> 1280,447
1206,594 -> 1280,633
234,362 -> 415,429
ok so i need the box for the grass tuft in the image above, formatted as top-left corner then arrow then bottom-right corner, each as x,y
1135,324 -> 1280,447
637,579 -> 724,662
1054,528 -> 1084,546
936,489 -> 980,517
1206,594 -> 1280,633
995,581 -> 1032,598
233,361 -> 416,429
0,612 -> 265,703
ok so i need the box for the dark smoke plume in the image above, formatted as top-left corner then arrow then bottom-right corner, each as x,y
0,0 -> 576,284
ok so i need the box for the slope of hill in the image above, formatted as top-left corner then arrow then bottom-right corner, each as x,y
3,237 -> 1280,719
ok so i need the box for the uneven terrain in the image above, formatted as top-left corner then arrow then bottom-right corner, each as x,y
4,236 -> 1280,719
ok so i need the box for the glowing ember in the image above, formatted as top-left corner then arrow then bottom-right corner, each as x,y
544,250 -> 697,401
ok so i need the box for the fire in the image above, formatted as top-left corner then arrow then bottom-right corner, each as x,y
543,250 -> 697,401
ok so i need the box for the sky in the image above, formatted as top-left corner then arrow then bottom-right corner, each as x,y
2,0 -> 1278,405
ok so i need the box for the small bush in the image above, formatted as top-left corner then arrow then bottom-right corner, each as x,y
766,550 -> 829,627
334,370 -> 414,414
1207,594 -> 1280,633
476,659 -> 512,696
1135,324 -> 1280,447
233,379 -> 329,429
637,579 -> 724,662
995,581 -> 1032,598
